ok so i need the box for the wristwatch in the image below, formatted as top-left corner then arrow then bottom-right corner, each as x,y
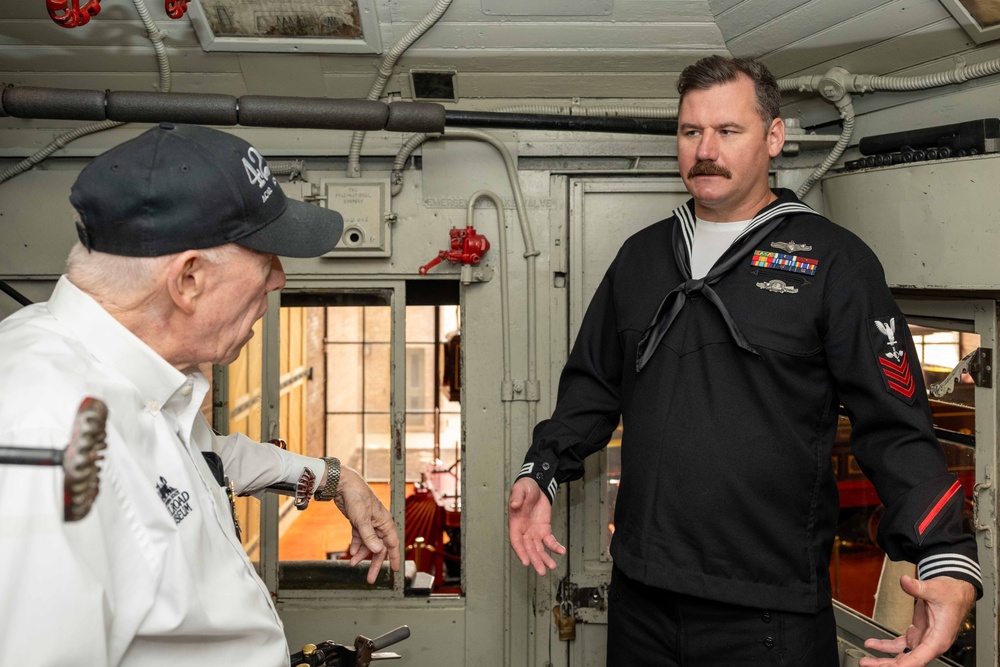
314,456 -> 341,501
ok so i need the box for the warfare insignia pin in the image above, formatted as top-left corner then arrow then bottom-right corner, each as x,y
869,316 -> 916,404
751,250 -> 818,276
756,279 -> 798,293
771,240 -> 812,253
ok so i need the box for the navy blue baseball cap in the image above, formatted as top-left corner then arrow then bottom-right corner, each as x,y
70,123 -> 344,258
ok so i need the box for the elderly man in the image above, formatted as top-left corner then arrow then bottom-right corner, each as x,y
508,56 -> 980,666
0,123 -> 399,666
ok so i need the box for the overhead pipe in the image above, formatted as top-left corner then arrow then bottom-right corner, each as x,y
0,0 -> 170,184
0,86 -> 677,137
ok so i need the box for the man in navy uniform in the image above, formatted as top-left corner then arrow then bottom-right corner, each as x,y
508,56 -> 979,667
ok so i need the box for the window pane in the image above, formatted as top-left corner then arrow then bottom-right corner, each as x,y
407,344 -> 433,413
326,413 -> 363,471
364,343 -> 391,412
326,306 -> 362,342
326,343 -> 362,412
278,300 -> 393,590
364,306 -> 391,342
405,305 -> 463,595
363,412 -> 392,482
406,305 -> 436,342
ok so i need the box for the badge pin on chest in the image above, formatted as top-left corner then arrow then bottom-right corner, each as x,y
757,279 -> 798,293
771,240 -> 813,253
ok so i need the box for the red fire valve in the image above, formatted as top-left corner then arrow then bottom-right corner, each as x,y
47,0 -> 101,28
419,226 -> 491,275
165,0 -> 190,19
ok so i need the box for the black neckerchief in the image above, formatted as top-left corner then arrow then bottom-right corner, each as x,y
635,190 -> 817,372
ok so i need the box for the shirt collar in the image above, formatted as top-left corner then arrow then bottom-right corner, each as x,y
671,189 -> 817,278
47,276 -> 191,412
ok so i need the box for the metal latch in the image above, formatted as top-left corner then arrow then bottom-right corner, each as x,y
557,578 -> 608,612
929,348 -> 993,397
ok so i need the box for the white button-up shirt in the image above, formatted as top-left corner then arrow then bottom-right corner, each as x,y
0,277 -> 324,666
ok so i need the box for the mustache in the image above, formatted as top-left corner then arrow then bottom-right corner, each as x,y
687,160 -> 731,179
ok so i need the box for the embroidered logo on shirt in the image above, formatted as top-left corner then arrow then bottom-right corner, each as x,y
770,240 -> 812,253
869,316 -> 916,404
157,476 -> 193,524
751,250 -> 818,276
756,279 -> 799,293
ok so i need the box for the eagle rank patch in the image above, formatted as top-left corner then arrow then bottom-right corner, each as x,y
869,316 -> 916,404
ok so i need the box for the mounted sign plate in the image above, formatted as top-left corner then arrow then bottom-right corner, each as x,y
187,0 -> 383,53
321,179 -> 392,257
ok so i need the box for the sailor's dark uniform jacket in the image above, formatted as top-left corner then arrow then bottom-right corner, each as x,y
518,189 -> 982,613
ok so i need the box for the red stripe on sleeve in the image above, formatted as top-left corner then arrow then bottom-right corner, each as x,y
917,480 -> 963,536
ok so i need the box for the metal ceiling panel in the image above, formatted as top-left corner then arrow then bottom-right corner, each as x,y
480,0 -> 612,17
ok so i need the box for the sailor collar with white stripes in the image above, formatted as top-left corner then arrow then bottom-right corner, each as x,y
635,190 -> 818,372
670,189 -> 818,279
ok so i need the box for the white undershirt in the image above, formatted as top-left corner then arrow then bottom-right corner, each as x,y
690,217 -> 751,279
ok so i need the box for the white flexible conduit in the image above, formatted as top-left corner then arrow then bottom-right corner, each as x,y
778,55 -> 1000,195
0,0 -> 170,184
791,96 -> 855,199
346,0 -> 454,178
779,57 -> 1000,95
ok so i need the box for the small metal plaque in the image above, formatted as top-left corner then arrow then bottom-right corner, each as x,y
322,179 -> 391,257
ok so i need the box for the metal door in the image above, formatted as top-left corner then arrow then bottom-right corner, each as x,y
564,177 -> 692,665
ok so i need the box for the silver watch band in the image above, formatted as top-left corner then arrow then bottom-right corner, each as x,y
314,456 -> 341,501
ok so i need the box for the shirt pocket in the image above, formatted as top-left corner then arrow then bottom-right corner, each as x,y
725,268 -> 824,357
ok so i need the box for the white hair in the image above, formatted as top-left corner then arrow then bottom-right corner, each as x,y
66,241 -> 244,307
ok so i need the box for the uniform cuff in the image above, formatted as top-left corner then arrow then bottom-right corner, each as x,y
279,450 -> 326,495
918,553 -> 983,599
517,461 -> 558,503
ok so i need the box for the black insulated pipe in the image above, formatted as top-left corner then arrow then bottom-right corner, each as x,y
385,102 -> 447,133
0,86 -> 678,136
107,91 -> 238,125
3,86 -> 107,121
238,95 -> 388,130
444,109 -> 679,135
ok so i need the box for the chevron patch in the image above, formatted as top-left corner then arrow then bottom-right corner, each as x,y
869,316 -> 917,404
880,353 -> 916,400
